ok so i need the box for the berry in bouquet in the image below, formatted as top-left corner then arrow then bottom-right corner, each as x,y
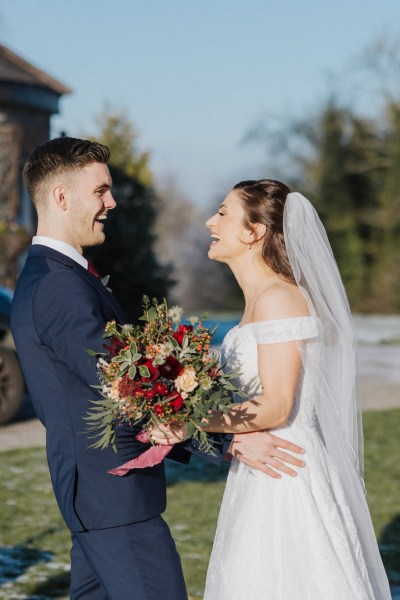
86,296 -> 242,474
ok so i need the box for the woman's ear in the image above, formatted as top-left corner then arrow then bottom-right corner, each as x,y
252,223 -> 267,243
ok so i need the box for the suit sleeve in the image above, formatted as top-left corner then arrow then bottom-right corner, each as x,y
184,433 -> 233,464
33,270 -> 109,390
33,270 -> 192,465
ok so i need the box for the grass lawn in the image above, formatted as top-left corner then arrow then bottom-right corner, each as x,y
0,409 -> 399,599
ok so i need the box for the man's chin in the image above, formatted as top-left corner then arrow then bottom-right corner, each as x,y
83,234 -> 106,249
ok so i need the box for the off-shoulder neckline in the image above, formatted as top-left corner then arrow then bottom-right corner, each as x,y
236,315 -> 318,330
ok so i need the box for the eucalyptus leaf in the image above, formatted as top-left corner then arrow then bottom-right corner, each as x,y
128,365 -> 137,379
139,365 -> 150,378
113,355 -> 129,363
147,307 -> 158,322
84,348 -> 98,357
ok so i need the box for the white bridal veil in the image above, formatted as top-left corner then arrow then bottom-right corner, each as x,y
284,192 -> 391,599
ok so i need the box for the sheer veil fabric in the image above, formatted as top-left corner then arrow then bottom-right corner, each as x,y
283,192 -> 390,597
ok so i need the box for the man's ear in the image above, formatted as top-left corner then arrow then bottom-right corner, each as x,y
52,184 -> 68,211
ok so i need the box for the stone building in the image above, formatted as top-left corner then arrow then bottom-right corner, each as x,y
0,43 -> 70,285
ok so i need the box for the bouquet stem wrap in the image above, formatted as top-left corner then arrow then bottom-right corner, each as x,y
108,430 -> 173,476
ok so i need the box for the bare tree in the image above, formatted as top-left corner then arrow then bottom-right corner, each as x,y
154,178 -> 242,312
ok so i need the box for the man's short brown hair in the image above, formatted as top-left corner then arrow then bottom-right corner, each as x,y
23,137 -> 111,203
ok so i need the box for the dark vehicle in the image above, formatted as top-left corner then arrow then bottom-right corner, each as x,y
0,286 -> 25,424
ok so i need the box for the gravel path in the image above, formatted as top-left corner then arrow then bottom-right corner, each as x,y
0,413 -> 46,451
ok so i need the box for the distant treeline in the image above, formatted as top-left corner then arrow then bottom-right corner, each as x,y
87,38 -> 400,316
283,100 -> 400,313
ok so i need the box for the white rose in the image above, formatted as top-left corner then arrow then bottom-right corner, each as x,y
175,367 -> 199,394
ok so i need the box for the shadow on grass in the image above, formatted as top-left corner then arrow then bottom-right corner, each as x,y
379,513 -> 400,583
166,454 -> 230,486
29,571 -> 70,598
0,544 -> 53,585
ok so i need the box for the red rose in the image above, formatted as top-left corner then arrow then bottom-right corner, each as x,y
103,336 -> 124,357
144,389 -> 156,400
159,356 -> 184,379
153,403 -> 165,416
172,324 -> 193,346
167,392 -> 183,412
154,382 -> 169,395
138,358 -> 159,382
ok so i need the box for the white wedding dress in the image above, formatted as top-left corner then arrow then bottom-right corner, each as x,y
204,316 -> 391,600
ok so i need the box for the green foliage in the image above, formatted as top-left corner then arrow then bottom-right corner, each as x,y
86,110 -> 171,319
303,103 -> 381,308
87,165 -> 171,320
92,109 -> 153,187
368,102 -> 400,312
258,96 -> 400,312
249,36 -> 400,313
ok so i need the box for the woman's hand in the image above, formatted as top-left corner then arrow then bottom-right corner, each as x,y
149,422 -> 189,445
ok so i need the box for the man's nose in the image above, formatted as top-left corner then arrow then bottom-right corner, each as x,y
106,192 -> 117,209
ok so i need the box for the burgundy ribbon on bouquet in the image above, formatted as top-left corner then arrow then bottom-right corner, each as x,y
108,430 -> 173,477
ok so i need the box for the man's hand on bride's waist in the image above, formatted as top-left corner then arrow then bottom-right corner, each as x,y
228,430 -> 306,478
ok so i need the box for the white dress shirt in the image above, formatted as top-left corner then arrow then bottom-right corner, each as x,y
32,236 -> 88,270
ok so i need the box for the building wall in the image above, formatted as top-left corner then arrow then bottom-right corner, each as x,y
0,105 -> 49,228
0,104 -> 51,286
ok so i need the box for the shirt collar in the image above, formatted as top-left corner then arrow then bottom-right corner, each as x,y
32,236 -> 88,270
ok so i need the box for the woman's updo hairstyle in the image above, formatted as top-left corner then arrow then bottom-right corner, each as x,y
233,178 -> 296,285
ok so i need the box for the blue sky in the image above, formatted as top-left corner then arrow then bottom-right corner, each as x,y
1,0 -> 400,205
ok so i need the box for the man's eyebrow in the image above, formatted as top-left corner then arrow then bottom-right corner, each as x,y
95,182 -> 112,191
219,203 -> 228,210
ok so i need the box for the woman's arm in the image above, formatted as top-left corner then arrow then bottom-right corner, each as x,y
150,284 -> 308,442
150,336 -> 303,444
202,336 -> 302,434
203,283 -> 308,434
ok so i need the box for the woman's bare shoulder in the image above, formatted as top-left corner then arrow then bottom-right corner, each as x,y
252,280 -> 309,322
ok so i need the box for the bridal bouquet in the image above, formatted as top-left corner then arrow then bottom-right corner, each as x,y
86,296 -> 239,475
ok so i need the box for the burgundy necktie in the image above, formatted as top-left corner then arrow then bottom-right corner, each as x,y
87,261 -> 101,280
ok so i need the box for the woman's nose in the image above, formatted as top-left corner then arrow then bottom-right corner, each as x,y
206,214 -> 216,228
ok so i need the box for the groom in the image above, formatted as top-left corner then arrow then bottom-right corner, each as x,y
11,137 -> 305,599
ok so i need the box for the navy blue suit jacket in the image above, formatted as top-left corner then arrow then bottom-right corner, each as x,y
11,245 -> 193,532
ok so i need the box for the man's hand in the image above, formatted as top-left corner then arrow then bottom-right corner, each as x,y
229,430 -> 305,478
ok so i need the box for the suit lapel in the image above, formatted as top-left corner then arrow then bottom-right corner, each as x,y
74,263 -> 126,323
27,245 -> 126,324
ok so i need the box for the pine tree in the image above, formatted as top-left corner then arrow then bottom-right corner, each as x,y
304,104 -> 366,308
370,102 -> 400,311
86,113 -> 171,320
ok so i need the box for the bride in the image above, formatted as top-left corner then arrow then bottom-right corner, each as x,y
153,179 -> 391,599
203,179 -> 391,599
